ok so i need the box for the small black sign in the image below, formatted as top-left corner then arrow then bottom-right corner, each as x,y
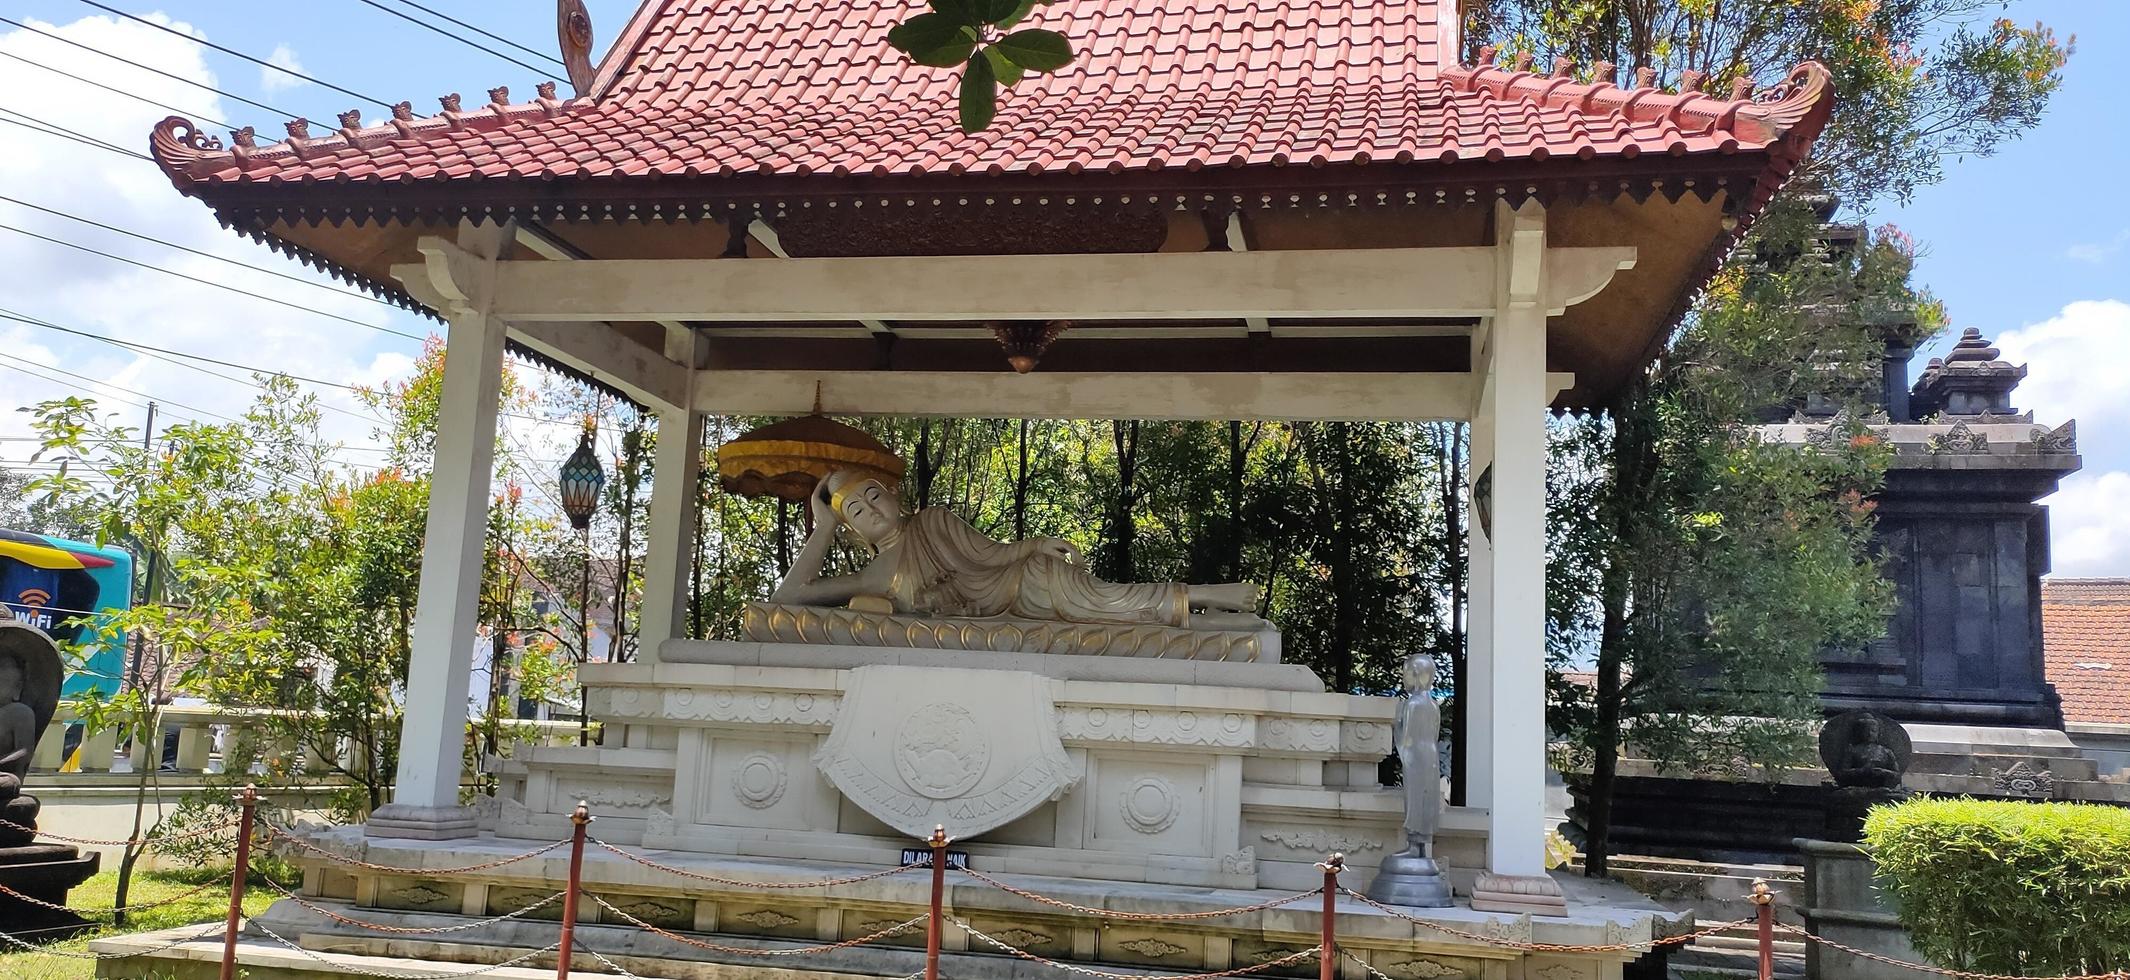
901,847 -> 969,869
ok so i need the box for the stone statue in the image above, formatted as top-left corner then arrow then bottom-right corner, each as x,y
1817,709 -> 1911,843
773,470 -> 1259,627
0,621 -> 101,938
1368,651 -> 1452,907
1821,710 -> 1909,791
0,623 -> 60,847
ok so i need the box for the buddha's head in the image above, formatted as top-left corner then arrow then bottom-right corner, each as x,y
823,469 -> 905,548
1401,651 -> 1434,694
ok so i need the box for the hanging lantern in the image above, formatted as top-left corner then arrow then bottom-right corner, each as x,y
717,414 -> 905,503
558,419 -> 606,530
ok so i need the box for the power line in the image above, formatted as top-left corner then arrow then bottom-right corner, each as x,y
0,222 -> 423,341
1,310 -> 591,431
73,0 -> 393,111
350,0 -> 564,81
0,109 -> 152,161
0,15 -> 297,119
379,0 -> 566,69
0,308 -> 386,425
0,48 -> 237,131
0,309 -> 364,391
0,356 -> 235,422
0,193 -> 399,310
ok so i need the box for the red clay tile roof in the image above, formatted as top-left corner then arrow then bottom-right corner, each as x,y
2042,579 -> 2130,726
147,0 -> 1830,191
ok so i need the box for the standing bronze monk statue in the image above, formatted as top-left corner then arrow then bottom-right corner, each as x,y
774,469 -> 1259,626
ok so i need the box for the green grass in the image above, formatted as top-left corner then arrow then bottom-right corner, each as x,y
1,866 -> 285,980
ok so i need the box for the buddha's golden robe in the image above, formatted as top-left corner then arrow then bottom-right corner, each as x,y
886,509 -> 1187,627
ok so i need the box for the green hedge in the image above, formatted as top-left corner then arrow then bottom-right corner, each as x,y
1864,797 -> 2130,976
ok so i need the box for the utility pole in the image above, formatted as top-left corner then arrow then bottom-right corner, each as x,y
125,401 -> 157,693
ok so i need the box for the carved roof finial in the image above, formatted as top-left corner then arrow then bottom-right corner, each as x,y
536,80 -> 558,101
284,118 -> 311,139
439,92 -> 463,113
1511,51 -> 1534,73
1679,69 -> 1707,93
1729,75 -> 1754,101
1945,326 -> 2000,363
336,109 -> 362,133
558,0 -> 596,97
1476,44 -> 1497,67
391,101 -> 415,121
230,126 -> 256,149
1633,66 -> 1657,89
1550,57 -> 1575,79
488,86 -> 511,107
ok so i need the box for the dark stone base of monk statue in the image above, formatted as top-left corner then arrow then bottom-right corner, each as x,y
0,842 -> 101,941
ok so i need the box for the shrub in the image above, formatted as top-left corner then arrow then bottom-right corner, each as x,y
1864,797 -> 2130,976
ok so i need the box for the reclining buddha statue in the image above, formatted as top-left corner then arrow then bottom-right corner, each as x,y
772,469 -> 1259,628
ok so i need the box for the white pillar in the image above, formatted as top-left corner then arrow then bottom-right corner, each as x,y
634,402 -> 703,665
369,222 -> 510,839
1464,387 -> 1495,811
1470,199 -> 1567,915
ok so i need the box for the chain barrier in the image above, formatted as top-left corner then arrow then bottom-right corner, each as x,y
0,876 -> 225,916
256,877 -> 567,935
590,836 -> 919,889
571,938 -> 643,979
250,919 -> 566,979
0,924 -> 223,960
959,866 -> 1323,921
1775,924 -> 2130,980
0,814 -> 239,847
259,822 -> 567,875
590,892 -> 928,957
1343,886 -> 1753,954
954,917 -> 1323,980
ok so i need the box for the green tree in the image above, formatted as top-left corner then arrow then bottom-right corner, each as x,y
1462,0 -> 2068,876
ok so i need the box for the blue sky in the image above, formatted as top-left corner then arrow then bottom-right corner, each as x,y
1,1 -> 2124,572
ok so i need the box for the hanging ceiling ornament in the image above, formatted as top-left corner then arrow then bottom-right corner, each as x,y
558,418 -> 606,530
716,389 -> 905,502
991,319 -> 1070,373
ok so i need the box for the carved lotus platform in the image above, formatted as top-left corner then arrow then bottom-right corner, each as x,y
741,601 -> 1277,662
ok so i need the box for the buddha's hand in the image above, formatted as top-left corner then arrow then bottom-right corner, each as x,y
1033,538 -> 1082,566
810,481 -> 837,525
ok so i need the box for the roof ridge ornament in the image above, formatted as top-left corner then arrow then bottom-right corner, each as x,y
558,0 -> 595,98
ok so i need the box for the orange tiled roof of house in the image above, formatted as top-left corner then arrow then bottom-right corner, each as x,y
2042,578 -> 2130,726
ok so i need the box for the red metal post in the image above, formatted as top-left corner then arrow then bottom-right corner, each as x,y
219,784 -> 258,980
1751,878 -> 1775,980
1320,852 -> 1343,980
555,802 -> 590,980
926,824 -> 949,980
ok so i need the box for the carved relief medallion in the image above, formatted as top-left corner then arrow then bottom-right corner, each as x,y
732,753 -> 788,809
1119,776 -> 1180,834
895,703 -> 991,800
815,666 -> 1081,840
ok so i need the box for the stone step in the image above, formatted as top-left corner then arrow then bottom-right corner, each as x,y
1670,936 -> 1806,980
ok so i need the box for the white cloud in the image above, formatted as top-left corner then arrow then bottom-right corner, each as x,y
2065,228 -> 2129,265
0,15 -> 425,474
2046,472 -> 2130,577
1996,299 -> 2130,577
259,43 -> 308,93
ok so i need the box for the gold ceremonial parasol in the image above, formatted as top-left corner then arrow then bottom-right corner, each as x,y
716,414 -> 906,503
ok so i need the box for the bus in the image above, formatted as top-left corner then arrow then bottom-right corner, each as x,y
0,528 -> 133,698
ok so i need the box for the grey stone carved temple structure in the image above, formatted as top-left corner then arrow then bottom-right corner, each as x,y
1582,315 -> 2124,864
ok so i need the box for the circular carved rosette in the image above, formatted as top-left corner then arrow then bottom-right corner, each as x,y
1119,776 -> 1180,834
893,703 -> 991,800
732,753 -> 788,809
